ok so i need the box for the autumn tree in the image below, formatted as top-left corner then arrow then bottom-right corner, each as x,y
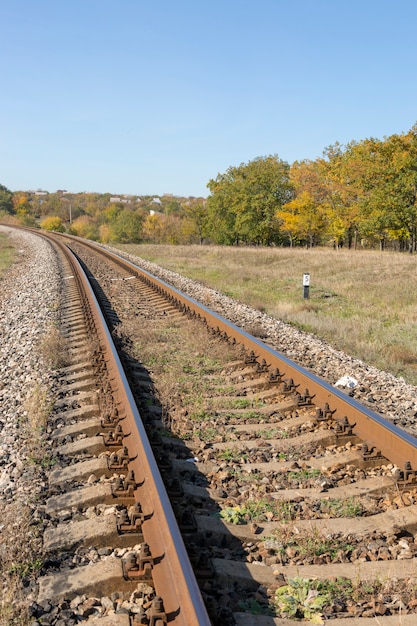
9,193 -> 36,225
40,216 -> 65,232
99,223 -> 112,243
70,215 -> 99,240
278,190 -> 326,247
317,147 -> 361,248
278,161 -> 328,246
141,213 -> 165,243
282,126 -> 417,251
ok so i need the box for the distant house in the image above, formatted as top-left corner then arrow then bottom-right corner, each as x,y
110,197 -> 131,204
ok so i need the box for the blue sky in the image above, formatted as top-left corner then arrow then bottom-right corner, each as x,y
1,0 -> 416,197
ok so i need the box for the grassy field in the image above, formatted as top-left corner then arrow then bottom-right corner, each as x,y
114,243 -> 417,386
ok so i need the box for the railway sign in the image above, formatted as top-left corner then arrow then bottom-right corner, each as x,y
303,272 -> 310,298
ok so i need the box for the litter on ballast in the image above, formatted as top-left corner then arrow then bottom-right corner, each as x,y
334,375 -> 358,388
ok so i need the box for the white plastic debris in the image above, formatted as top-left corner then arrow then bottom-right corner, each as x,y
334,375 -> 358,389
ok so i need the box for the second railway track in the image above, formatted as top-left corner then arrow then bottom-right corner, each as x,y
4,226 -> 417,625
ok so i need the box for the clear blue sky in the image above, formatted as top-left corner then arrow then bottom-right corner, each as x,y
1,0 -> 416,198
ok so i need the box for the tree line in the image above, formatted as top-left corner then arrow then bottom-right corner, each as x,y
2,123 -> 417,250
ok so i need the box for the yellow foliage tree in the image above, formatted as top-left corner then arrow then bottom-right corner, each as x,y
70,215 -> 98,240
40,216 -> 64,232
99,223 -> 111,243
278,191 -> 326,247
142,213 -> 165,242
13,194 -> 31,214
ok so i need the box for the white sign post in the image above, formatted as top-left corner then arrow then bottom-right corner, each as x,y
303,273 -> 310,299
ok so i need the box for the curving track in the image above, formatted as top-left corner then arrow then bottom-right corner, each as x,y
9,227 -> 417,625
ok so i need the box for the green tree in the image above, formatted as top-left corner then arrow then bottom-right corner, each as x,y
205,177 -> 239,244
110,209 -> 143,243
382,126 -> 417,251
206,155 -> 292,245
335,134 -> 417,250
184,198 -> 208,244
162,198 -> 182,214
104,203 -> 123,222
0,184 -> 14,214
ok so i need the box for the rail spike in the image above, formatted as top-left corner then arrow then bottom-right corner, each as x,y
334,416 -> 356,436
280,377 -> 299,395
394,461 -> 417,485
315,403 -> 336,421
269,368 -> 284,383
361,442 -> 383,462
148,596 -> 168,626
111,469 -> 142,496
122,542 -> 164,581
104,423 -> 124,446
101,408 -> 119,429
296,388 -> 315,406
116,502 -> 145,534
107,445 -> 130,469
244,350 -> 258,364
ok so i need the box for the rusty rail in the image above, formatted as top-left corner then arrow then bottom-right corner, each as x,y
40,233 -> 212,625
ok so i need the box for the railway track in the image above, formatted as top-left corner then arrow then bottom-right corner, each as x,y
6,227 -> 417,625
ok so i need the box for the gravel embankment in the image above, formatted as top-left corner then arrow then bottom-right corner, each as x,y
0,226 -> 60,506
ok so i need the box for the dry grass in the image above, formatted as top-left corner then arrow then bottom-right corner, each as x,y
41,325 -> 69,369
0,382 -> 53,624
24,383 -> 53,432
0,233 -> 17,277
0,503 -> 42,626
114,244 -> 417,385
118,314 -> 238,435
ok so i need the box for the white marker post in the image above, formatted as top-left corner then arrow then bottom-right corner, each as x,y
303,273 -> 310,299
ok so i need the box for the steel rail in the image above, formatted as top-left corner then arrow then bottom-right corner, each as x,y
35,233 -> 212,626
69,236 -> 417,474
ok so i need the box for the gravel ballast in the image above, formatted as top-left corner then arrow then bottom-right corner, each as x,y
0,226 -> 61,622
0,226 -> 60,506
